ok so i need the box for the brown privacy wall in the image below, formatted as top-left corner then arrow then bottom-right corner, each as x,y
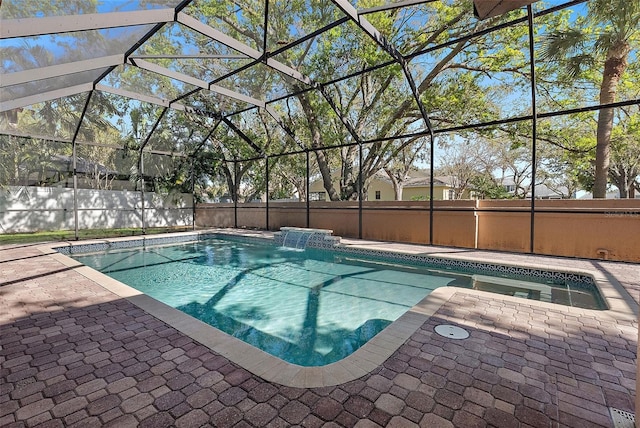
475,199 -> 640,262
361,201 -> 431,244
196,199 -> 640,262
476,200 -> 532,253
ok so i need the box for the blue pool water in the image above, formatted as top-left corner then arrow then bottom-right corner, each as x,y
73,238 -> 604,366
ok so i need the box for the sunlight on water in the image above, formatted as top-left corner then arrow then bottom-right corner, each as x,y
73,238 -> 604,365
74,239 -> 463,366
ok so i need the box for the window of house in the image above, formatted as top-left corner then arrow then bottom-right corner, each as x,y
448,189 -> 455,200
375,190 -> 381,200
310,192 -> 326,201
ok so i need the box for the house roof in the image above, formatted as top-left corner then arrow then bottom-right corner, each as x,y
49,155 -> 118,176
404,175 -> 456,188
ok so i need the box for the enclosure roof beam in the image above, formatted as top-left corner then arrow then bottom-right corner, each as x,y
129,54 -> 250,60
128,58 -> 211,91
90,17 -> 170,110
128,57 -> 265,108
264,105 -> 307,151
268,17 -> 349,59
178,6 -> 365,151
176,12 -> 312,87
0,8 -> 175,39
473,0 -> 539,20
206,84 -> 264,110
358,0 -> 437,15
0,128 -> 188,157
95,84 -> 171,108
138,108 -> 168,155
222,117 -> 264,156
330,0 -> 394,56
1,55 -> 124,88
190,120 -> 221,158
264,59 -> 312,87
267,2 -> 568,105
176,13 -> 262,59
0,82 -> 93,112
96,84 -> 224,120
0,129 -> 72,143
330,0 -> 434,135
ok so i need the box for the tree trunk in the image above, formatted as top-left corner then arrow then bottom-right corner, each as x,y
296,179 -> 306,202
220,162 -> 236,202
594,40 -> 630,198
296,91 -> 341,201
340,146 -> 359,200
384,169 -> 403,200
627,167 -> 639,199
394,181 -> 403,201
616,169 -> 628,198
314,149 -> 340,201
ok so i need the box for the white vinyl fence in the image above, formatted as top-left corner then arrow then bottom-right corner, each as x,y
0,186 -> 193,233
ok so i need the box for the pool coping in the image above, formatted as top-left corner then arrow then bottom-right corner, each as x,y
36,229 -> 638,388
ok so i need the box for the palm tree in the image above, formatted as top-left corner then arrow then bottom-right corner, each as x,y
541,0 -> 640,198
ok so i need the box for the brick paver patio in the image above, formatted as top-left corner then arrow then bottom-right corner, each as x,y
1,239 -> 637,427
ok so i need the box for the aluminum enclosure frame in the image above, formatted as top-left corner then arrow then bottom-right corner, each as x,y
1,0 -> 638,252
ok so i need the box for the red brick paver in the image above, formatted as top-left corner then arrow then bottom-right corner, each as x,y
0,242 -> 637,427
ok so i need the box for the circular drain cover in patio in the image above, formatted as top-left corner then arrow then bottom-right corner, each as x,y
434,324 -> 469,340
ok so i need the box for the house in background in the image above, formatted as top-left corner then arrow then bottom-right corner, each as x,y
500,176 -> 576,199
401,175 -> 474,201
309,172 -> 587,201
308,170 -> 473,201
527,183 -> 572,199
578,191 -> 640,199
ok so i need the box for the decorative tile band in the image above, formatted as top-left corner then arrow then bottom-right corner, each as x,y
329,246 -> 596,289
200,232 -> 268,246
53,234 -> 199,255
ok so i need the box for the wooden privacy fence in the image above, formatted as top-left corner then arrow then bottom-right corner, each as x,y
195,199 -> 640,262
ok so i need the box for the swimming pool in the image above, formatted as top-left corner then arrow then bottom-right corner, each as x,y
72,235 -> 606,366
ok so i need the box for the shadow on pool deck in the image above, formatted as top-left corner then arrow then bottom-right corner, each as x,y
0,241 -> 637,427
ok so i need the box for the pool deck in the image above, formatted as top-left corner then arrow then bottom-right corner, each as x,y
1,229 -> 637,427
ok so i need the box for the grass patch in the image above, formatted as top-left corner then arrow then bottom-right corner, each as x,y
0,226 -> 193,245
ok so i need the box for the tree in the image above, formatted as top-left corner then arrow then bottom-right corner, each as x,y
187,0 -> 535,201
470,173 -> 512,199
540,0 -> 640,198
0,0 -> 98,18
383,136 -> 428,200
436,139 -> 484,200
269,154 -> 312,201
290,1 -> 536,200
609,106 -> 640,198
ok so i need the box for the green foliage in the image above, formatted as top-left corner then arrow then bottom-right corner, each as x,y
410,194 -> 429,201
609,106 -> 640,196
470,174 -> 512,200
0,226 -> 192,245
0,135 -> 71,187
1,0 -> 99,18
4,0 -> 639,203
538,0 -> 640,197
